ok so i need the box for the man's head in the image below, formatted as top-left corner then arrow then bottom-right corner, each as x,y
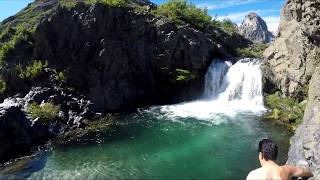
258,138 -> 278,162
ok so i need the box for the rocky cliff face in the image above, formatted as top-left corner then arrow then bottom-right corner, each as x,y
264,0 -> 320,99
263,0 -> 320,178
287,67 -> 320,179
2,2 -> 226,113
239,12 -> 274,44
32,3 -> 217,112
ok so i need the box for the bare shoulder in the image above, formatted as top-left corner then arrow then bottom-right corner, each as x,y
281,164 -> 312,177
280,164 -> 296,173
246,168 -> 263,180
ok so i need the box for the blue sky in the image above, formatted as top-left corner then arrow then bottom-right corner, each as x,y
0,0 -> 284,33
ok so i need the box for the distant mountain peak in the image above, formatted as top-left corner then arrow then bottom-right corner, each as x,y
239,12 -> 274,44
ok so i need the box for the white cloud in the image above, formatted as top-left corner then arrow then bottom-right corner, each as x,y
198,0 -> 261,10
216,11 -> 249,23
262,16 -> 280,34
214,9 -> 280,33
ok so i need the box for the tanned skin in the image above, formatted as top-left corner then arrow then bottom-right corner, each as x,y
246,152 -> 312,180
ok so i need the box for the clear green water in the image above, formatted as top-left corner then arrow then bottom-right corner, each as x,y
3,107 -> 291,180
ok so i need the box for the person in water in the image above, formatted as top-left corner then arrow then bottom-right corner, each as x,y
246,138 -> 312,180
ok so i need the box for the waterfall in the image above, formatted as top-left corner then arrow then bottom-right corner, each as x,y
204,60 -> 232,99
205,58 -> 264,106
159,58 -> 266,120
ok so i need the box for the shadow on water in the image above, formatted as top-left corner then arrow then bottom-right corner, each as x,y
0,150 -> 49,179
0,110 -> 165,179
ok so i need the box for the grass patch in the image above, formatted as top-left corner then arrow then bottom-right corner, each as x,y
214,18 -> 238,35
265,91 -> 307,131
0,26 -> 34,64
54,70 -> 66,82
175,68 -> 195,82
0,0 -> 54,64
58,0 -> 77,8
16,60 -> 48,80
27,102 -> 60,122
0,78 -> 7,95
152,0 -> 212,30
133,4 -> 151,14
59,0 -> 128,8
84,0 -> 128,7
152,0 -> 238,34
236,43 -> 268,58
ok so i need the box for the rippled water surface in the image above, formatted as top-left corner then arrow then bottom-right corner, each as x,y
2,107 -> 291,180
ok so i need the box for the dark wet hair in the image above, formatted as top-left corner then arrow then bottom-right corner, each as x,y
258,138 -> 278,161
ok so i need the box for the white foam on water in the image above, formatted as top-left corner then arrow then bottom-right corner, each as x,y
157,58 -> 266,123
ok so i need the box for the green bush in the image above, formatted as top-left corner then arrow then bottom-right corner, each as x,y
133,5 -> 151,14
236,48 -> 258,58
0,0 -> 53,63
0,27 -> 33,64
16,60 -> 48,80
153,0 -> 212,30
0,78 -> 6,95
85,0 -> 128,6
175,68 -> 195,82
0,42 -> 15,63
58,0 -> 77,8
265,91 -> 306,130
27,102 -> 60,122
0,26 -> 15,42
236,43 -> 268,58
59,0 -> 128,8
54,70 -> 65,82
219,18 -> 238,34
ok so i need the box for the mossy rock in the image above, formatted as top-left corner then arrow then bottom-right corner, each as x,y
54,115 -> 116,145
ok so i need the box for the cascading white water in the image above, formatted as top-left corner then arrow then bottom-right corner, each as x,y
207,58 -> 264,106
159,58 -> 266,120
204,60 -> 232,99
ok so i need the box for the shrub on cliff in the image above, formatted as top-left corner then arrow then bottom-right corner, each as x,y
265,91 -> 306,131
85,0 -> 128,6
0,78 -> 6,95
236,43 -> 268,58
0,27 -> 34,64
59,0 -> 128,8
153,0 -> 212,30
218,18 -> 238,35
0,42 -> 14,65
54,70 -> 65,82
175,68 -> 196,82
16,60 -> 48,80
27,102 -> 60,122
